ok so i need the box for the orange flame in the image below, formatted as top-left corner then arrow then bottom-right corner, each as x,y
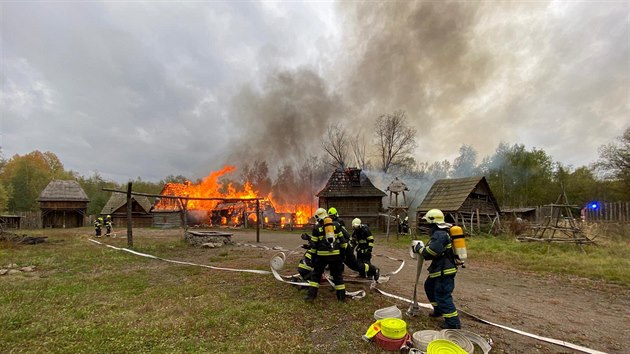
153,166 -> 312,226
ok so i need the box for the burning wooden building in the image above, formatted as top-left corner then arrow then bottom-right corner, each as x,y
150,166 -> 308,229
316,168 -> 386,228
38,179 -> 89,228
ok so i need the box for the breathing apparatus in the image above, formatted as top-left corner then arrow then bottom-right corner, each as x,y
324,217 -> 336,246
449,225 -> 467,266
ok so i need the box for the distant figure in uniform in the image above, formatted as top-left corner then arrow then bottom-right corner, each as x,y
94,217 -> 103,237
105,215 -> 113,236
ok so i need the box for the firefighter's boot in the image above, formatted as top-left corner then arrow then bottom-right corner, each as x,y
304,287 -> 317,302
336,289 -> 346,302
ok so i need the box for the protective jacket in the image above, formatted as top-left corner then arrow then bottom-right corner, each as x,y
421,225 -> 457,278
304,219 -> 350,301
309,221 -> 349,260
352,224 -> 374,254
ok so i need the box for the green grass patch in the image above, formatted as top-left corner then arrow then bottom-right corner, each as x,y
386,230 -> 630,286
0,229 -> 430,353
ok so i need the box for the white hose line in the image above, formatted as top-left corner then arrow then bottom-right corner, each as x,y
373,287 -> 608,354
88,238 -> 271,275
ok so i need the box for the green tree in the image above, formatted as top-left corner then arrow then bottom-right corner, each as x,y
0,151 -> 68,211
77,172 -> 118,216
0,183 -> 11,213
482,143 -> 554,207
596,127 -> 630,190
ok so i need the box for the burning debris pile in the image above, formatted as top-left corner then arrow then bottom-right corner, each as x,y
152,166 -> 312,228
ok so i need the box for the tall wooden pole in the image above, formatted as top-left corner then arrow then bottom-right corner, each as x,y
126,182 -> 133,248
256,199 -> 260,243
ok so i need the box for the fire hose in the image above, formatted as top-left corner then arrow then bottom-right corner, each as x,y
88,238 -> 606,354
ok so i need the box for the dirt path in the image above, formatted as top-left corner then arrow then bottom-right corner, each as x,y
230,230 -> 629,354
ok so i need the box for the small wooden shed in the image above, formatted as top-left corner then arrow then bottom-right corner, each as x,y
101,194 -> 153,228
38,180 -> 89,228
316,168 -> 386,228
417,176 -> 500,233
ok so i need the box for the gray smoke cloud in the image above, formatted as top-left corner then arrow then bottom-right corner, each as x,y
224,1 -> 628,173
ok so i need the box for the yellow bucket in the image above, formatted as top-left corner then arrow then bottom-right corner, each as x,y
427,339 -> 468,354
380,318 -> 407,339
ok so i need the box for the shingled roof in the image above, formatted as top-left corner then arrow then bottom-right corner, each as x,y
316,168 -> 386,198
38,180 -> 89,202
418,176 -> 500,213
101,193 -> 152,215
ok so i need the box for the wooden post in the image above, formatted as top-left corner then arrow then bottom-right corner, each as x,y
182,198 -> 188,229
256,199 -> 260,243
476,209 -> 480,233
386,209 -> 391,241
126,182 -> 133,248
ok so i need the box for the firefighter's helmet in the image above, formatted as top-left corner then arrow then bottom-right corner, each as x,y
314,208 -> 328,222
422,209 -> 445,224
328,207 -> 338,217
352,218 -> 361,229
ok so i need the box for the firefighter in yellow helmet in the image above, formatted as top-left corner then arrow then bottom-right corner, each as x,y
105,215 -> 113,236
413,209 -> 461,329
94,217 -> 103,237
304,208 -> 348,302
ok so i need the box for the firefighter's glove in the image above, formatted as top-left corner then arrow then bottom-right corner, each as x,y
412,240 -> 425,253
300,233 -> 310,241
301,244 -> 311,250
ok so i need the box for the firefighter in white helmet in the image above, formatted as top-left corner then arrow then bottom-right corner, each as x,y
413,208 -> 461,329
351,218 -> 378,280
329,207 -> 380,281
304,208 -> 349,302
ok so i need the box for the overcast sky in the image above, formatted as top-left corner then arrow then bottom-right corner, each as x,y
1,1 -> 628,183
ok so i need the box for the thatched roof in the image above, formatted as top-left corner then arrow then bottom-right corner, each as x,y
317,168 -> 386,198
417,176 -> 500,213
38,180 -> 89,202
101,193 -> 152,215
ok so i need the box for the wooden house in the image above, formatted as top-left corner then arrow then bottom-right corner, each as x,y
101,194 -> 153,228
316,168 -> 386,228
38,180 -> 89,228
151,184 -> 185,228
417,176 -> 500,234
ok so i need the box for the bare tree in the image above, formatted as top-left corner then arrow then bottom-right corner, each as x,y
374,110 -> 417,173
321,123 -> 349,170
350,132 -> 368,169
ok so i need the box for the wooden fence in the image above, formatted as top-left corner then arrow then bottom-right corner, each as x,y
582,201 -> 630,223
16,211 -> 42,229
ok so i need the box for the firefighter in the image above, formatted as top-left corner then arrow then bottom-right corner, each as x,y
327,207 -> 346,228
351,218 -> 375,266
413,209 -> 461,329
305,208 -> 348,302
329,207 -> 379,280
297,232 -> 315,283
94,217 -> 103,237
105,215 -> 113,236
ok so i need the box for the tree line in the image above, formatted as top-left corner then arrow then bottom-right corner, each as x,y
0,113 -> 628,216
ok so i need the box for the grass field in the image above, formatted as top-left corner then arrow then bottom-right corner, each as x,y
391,223 -> 630,286
0,228 -> 428,353
2,225 -> 628,353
